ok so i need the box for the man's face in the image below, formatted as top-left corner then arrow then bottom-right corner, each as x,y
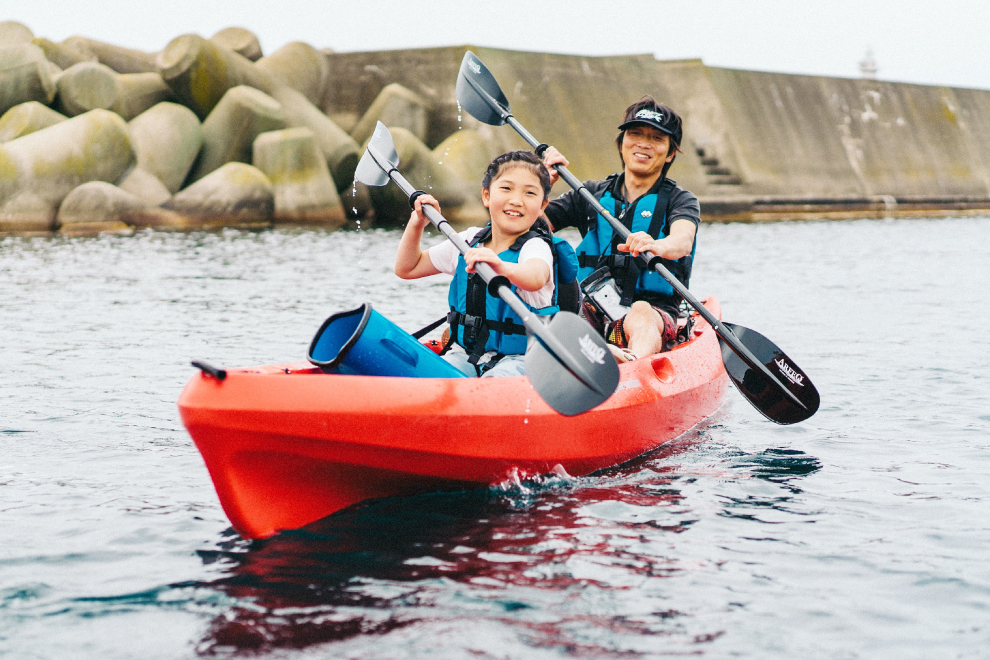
620,124 -> 676,180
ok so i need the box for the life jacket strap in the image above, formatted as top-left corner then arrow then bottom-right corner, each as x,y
578,253 -> 636,269
477,352 -> 507,375
447,310 -> 527,337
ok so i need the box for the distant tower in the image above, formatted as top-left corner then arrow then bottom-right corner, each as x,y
860,49 -> 878,79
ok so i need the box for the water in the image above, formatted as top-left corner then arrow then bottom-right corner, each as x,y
2,217 -> 988,658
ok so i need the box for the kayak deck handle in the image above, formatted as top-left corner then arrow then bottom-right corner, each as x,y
192,360 -> 227,381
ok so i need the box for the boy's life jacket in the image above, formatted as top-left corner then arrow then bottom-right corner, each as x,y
445,223 -> 579,370
575,175 -> 696,308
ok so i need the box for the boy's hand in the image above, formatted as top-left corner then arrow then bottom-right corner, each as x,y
410,194 -> 440,229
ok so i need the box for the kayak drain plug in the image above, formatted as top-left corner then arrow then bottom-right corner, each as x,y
192,360 -> 227,381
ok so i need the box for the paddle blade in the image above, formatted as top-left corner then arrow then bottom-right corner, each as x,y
455,51 -> 511,126
525,312 -> 620,416
354,121 -> 399,187
718,322 -> 820,425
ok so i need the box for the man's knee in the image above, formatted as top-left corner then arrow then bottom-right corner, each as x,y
626,301 -> 660,326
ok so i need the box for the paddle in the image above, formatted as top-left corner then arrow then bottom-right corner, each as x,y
354,122 -> 619,417
455,51 -> 820,425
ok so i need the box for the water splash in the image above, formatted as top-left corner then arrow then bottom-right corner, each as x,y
438,146 -> 451,166
352,182 -> 366,297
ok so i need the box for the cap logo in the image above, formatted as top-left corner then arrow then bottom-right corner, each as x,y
634,109 -> 665,123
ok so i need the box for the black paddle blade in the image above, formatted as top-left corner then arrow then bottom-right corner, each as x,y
455,51 -> 511,126
525,312 -> 620,416
354,121 -> 398,187
718,322 -> 820,425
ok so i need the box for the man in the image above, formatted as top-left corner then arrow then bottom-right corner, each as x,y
542,96 -> 700,362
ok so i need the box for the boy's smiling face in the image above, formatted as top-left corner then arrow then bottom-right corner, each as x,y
481,165 -> 549,238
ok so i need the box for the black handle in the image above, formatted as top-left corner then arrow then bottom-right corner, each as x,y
191,360 -> 226,381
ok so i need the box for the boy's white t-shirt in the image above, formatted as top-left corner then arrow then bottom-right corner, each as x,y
428,227 -> 556,309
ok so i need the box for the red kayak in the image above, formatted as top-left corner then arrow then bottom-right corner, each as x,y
178,297 -> 728,540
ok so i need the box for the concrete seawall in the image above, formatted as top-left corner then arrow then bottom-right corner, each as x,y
323,46 -> 990,221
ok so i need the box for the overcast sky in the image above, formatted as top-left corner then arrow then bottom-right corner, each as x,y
8,0 -> 990,90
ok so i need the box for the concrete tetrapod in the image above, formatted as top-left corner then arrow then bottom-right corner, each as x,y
128,102 -> 203,193
45,60 -> 63,84
432,128 -> 498,184
363,126 -> 476,227
56,181 -> 146,235
31,37 -> 97,70
209,27 -> 263,61
157,34 -> 359,188
157,34 -> 275,119
0,43 -> 56,115
54,62 -> 116,115
0,102 -> 67,142
117,167 -> 172,206
256,41 -> 329,107
350,83 -> 431,146
161,162 -> 274,229
62,36 -> 157,74
0,109 -> 135,233
0,21 -> 33,47
271,86 -> 359,191
55,62 -> 174,120
252,127 -> 345,227
430,129 -> 495,226
188,85 -> 285,183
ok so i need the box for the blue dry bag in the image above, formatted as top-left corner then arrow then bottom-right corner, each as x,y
308,303 -> 466,378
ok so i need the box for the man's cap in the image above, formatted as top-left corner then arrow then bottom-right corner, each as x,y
618,107 -> 682,146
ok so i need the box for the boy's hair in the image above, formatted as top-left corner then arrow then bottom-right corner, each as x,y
482,150 -> 553,200
615,96 -> 683,159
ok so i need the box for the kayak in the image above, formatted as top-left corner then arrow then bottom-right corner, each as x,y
178,297 -> 728,540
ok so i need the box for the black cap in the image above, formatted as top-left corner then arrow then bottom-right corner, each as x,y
618,107 -> 682,147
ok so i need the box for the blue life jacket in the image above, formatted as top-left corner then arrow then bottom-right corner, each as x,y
575,176 -> 695,308
447,225 -> 578,365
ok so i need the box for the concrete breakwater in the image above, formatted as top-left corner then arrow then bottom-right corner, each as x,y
0,21 -> 486,236
2,21 -> 989,236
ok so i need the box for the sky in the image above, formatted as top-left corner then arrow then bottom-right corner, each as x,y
7,0 -> 990,90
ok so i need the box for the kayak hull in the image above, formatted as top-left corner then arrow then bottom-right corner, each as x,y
179,298 -> 728,539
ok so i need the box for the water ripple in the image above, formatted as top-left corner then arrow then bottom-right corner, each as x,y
2,218 -> 990,658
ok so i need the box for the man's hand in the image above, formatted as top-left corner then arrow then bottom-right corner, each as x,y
616,220 -> 697,260
541,146 -> 569,186
616,231 -> 658,257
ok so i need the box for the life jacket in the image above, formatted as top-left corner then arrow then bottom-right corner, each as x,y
446,224 -> 578,369
575,175 -> 695,308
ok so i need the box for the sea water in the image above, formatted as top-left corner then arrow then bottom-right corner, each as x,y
1,217 -> 988,658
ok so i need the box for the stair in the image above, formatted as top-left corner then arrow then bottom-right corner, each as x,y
696,148 -> 743,186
